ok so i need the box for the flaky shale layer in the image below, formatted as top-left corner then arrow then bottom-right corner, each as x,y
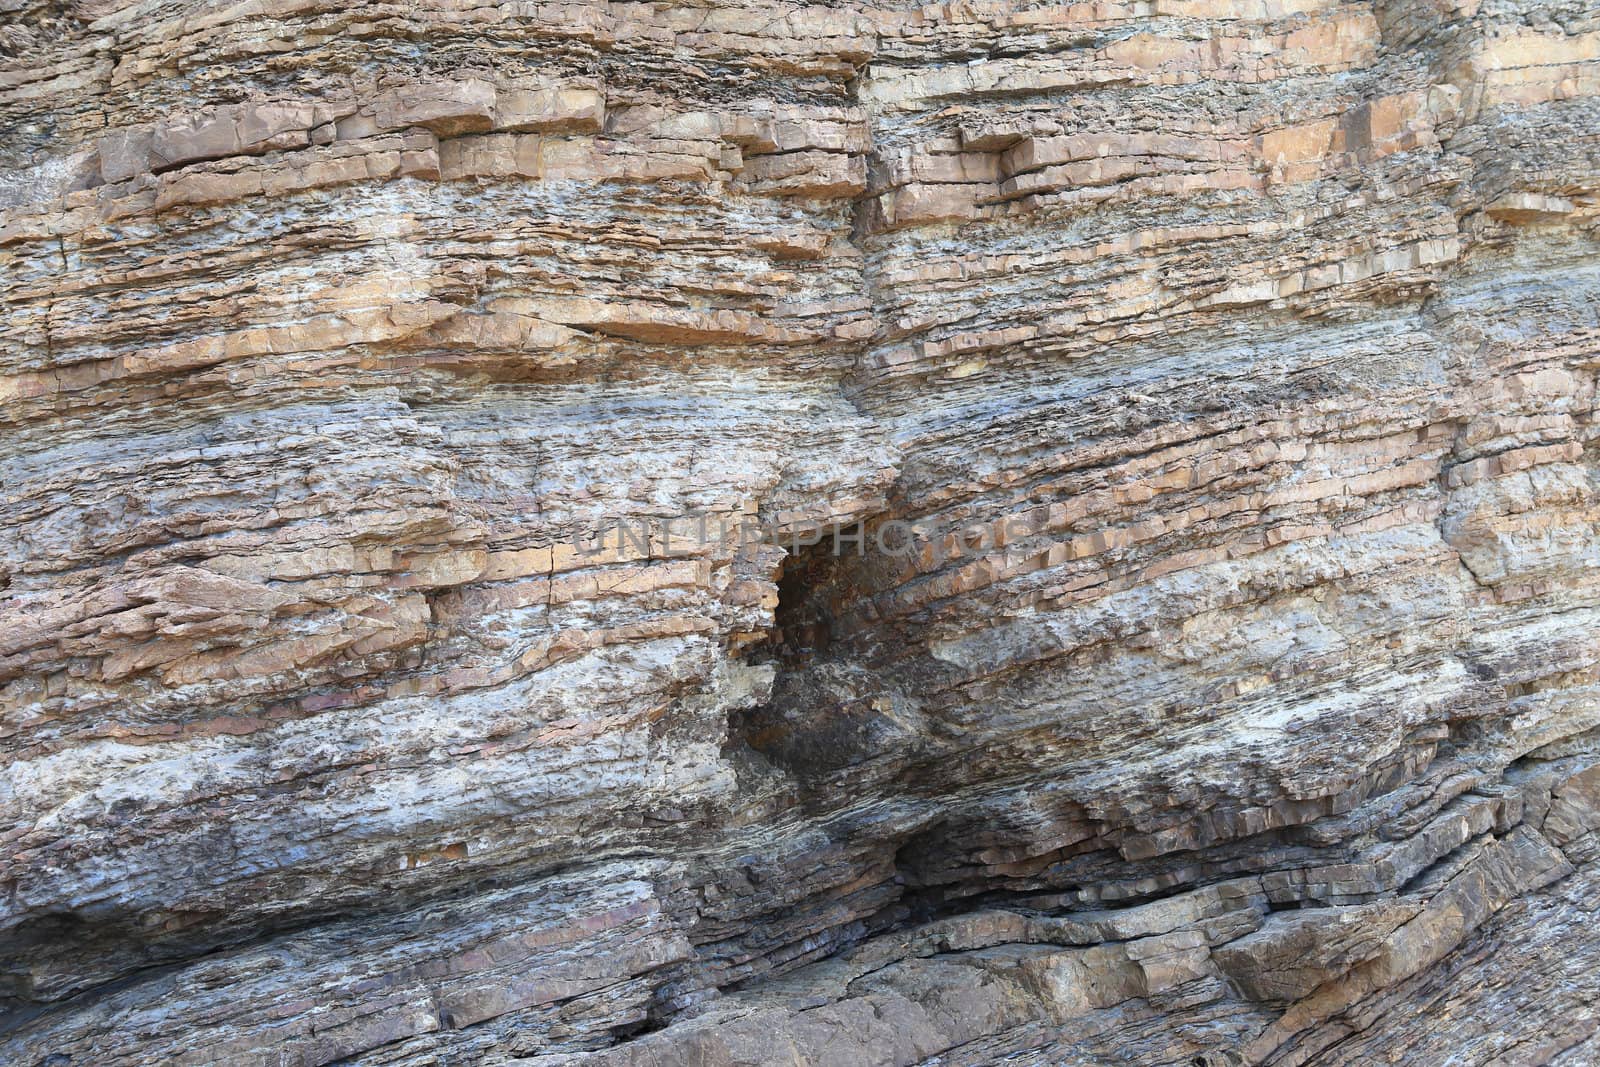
3,0 -> 1600,1063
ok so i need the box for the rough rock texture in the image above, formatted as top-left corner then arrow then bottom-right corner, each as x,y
2,0 -> 1599,1063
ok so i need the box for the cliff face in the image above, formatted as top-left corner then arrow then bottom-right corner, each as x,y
2,0 -> 1599,1063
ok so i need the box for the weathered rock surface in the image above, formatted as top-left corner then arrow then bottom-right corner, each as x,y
2,0 -> 1598,1062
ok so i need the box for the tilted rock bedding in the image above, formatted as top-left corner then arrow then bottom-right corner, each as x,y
2,0 -> 1599,1062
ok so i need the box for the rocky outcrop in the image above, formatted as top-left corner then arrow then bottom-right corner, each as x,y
2,0 -> 1598,1063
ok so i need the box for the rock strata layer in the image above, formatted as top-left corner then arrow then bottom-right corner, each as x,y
2,0 -> 1599,1063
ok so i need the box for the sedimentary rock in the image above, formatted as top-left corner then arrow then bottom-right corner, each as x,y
1,0 -> 1598,1062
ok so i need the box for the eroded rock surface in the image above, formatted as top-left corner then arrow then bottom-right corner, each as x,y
2,0 -> 1598,1063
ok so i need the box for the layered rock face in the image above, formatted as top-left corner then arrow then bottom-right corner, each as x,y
3,0 -> 1600,1063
